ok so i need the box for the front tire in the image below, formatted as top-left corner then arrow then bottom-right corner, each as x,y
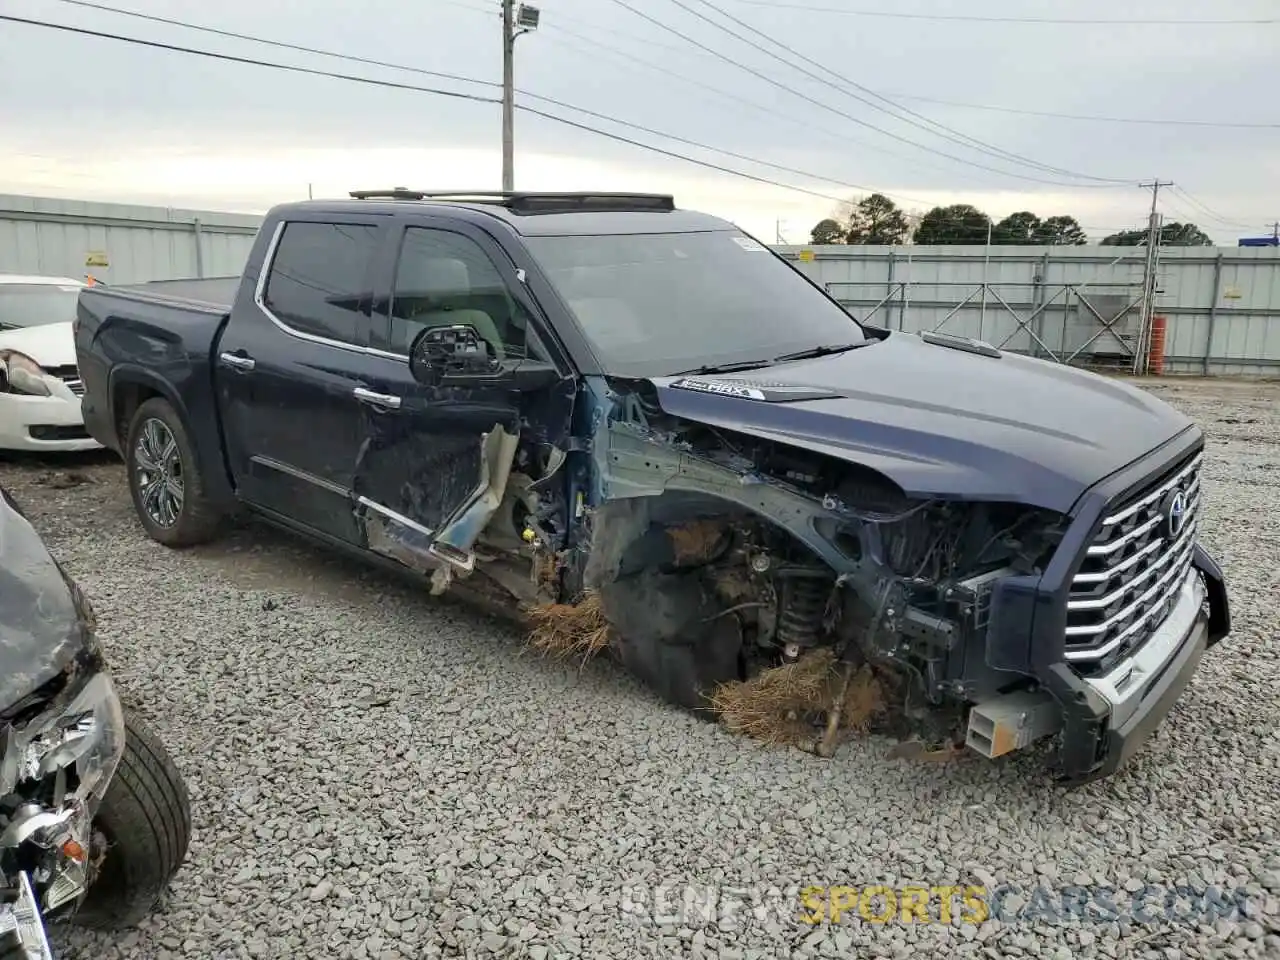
75,711 -> 192,931
125,397 -> 222,546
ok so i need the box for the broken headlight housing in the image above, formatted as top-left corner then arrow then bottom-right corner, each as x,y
0,674 -> 125,814
0,352 -> 52,398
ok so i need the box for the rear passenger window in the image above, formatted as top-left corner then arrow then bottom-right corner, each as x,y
262,222 -> 378,345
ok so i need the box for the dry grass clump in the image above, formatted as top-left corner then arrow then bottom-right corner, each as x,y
710,648 -> 885,749
666,520 -> 728,565
525,590 -> 610,665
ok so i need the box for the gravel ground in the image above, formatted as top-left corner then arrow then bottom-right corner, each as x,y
1,377 -> 1277,960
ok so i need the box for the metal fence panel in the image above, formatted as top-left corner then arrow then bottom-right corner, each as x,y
0,193 -> 261,286
779,244 -> 1280,375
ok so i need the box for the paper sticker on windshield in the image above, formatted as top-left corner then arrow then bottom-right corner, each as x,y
732,236 -> 766,252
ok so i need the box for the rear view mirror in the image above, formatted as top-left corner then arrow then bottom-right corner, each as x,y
409,324 -> 502,387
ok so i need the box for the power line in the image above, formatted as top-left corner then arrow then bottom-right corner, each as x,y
50,0 -> 499,90
538,28 -> 1006,193
1168,186 -> 1257,230
676,0 -> 1133,185
0,12 -> 504,103
431,0 -> 1275,134
34,2 -> 916,203
434,0 -> 1278,133
883,93 -> 1280,131
47,0 -> 1117,219
2,10 -> 1161,233
606,0 -> 1131,188
720,0 -> 1279,25
0,12 -> 860,206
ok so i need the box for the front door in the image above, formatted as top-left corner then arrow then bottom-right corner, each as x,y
217,217 -> 385,544
351,219 -> 572,570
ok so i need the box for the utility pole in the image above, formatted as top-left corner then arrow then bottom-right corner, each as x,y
501,1 -> 541,192
501,0 -> 514,192
1134,179 -> 1173,375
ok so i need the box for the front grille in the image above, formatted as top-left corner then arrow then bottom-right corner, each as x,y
46,365 -> 84,396
1065,448 -> 1203,670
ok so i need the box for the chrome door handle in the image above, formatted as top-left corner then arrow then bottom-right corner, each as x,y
353,387 -> 402,410
219,352 -> 256,371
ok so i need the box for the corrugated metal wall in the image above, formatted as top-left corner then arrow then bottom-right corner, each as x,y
3,194 -> 1277,375
0,193 -> 262,286
777,244 -> 1280,376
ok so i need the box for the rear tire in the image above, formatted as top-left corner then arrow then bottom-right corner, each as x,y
125,397 -> 223,546
75,711 -> 192,931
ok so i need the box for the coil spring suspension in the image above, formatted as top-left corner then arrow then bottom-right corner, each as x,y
776,572 -> 834,658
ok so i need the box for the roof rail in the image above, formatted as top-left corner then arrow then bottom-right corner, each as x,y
346,189 -> 676,214
348,187 -> 427,200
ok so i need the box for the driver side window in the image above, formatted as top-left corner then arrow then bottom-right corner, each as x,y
389,227 -> 546,362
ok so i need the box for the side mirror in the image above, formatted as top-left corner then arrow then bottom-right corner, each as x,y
409,324 -> 502,387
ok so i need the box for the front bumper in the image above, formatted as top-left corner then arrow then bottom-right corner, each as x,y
0,393 -> 100,452
1051,545 -> 1230,783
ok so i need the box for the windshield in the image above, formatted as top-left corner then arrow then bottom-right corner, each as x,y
524,231 -> 866,377
0,284 -> 82,330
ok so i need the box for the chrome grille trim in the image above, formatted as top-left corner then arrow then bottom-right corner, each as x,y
1065,448 -> 1204,668
1100,452 -> 1202,527
1065,549 -> 1196,662
1066,532 -> 1195,635
1087,484 -> 1199,556
1067,518 -> 1198,613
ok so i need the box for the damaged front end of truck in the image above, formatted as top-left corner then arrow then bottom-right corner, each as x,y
566,372 -> 1075,764
550,364 -> 1229,782
371,329 -> 1229,783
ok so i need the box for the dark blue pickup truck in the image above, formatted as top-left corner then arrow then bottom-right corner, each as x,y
74,190 -> 1229,781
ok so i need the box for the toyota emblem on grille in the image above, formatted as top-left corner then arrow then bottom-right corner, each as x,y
1161,489 -> 1188,540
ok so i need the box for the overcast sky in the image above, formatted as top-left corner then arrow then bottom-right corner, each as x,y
2,0 -> 1276,242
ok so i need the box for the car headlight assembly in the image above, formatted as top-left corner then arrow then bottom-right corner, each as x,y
0,674 -> 126,812
0,351 -> 52,397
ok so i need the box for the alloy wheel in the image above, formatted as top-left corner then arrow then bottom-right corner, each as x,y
133,418 -> 184,527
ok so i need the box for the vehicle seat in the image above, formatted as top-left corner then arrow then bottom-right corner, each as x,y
399,257 -> 506,361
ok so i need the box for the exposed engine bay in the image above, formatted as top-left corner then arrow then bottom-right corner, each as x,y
411,376 -> 1072,761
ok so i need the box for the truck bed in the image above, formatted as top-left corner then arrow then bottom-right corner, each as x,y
94,277 -> 238,314
74,279 -> 234,509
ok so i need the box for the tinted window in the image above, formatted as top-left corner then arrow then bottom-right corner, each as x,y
0,283 -> 82,329
263,222 -> 378,345
524,231 -> 866,378
390,227 -> 545,361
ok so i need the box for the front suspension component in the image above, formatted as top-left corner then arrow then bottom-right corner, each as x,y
775,569 -> 834,659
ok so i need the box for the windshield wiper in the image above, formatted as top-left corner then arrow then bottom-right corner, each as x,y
771,342 -> 866,364
669,358 -> 777,377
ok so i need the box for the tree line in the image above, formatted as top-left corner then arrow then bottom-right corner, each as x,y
808,194 -> 1214,247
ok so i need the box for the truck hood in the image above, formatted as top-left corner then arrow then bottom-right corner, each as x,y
650,331 -> 1196,514
0,489 -> 91,712
0,321 -> 76,368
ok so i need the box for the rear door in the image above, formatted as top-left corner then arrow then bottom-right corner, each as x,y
216,216 -> 386,543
